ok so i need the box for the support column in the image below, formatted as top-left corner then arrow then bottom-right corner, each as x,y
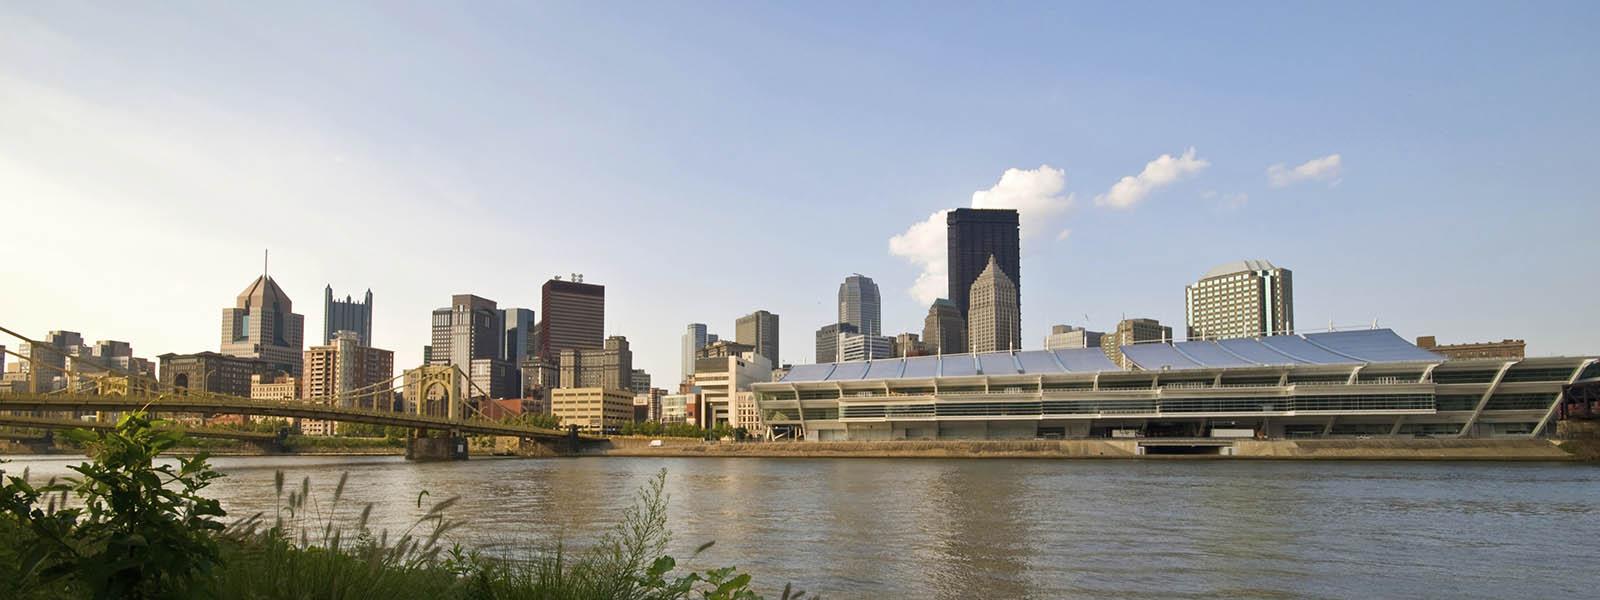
406,430 -> 468,461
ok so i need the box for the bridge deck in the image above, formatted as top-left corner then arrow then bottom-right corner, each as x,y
0,414 -> 280,441
0,392 -> 593,441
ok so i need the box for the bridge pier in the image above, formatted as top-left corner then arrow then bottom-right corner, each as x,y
406,432 -> 468,461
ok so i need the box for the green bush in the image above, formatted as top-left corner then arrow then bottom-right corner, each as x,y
1,412 -> 809,600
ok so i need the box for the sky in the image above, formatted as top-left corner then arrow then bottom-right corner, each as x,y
3,1 -> 1598,386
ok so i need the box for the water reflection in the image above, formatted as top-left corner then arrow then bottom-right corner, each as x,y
4,455 -> 1599,598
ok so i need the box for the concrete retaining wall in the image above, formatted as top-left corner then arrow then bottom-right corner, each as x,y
599,438 -> 1577,461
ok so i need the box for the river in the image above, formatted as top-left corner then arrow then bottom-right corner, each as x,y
5,455 -> 1598,598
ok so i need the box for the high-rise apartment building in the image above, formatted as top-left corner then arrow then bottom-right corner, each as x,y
735,310 -> 780,367
221,275 -> 305,377
947,208 -> 1020,320
967,256 -> 1021,353
323,286 -> 373,346
681,323 -> 711,384
922,298 -> 966,354
1185,260 -> 1294,340
558,336 -> 633,390
837,274 -> 882,337
538,277 -> 605,362
814,322 -> 858,363
500,308 -> 536,365
1102,318 -> 1173,368
303,330 -> 395,410
1045,325 -> 1103,350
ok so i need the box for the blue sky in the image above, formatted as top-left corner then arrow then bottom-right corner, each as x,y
3,1 -> 1597,384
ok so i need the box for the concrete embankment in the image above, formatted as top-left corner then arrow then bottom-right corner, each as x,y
594,438 -> 1581,461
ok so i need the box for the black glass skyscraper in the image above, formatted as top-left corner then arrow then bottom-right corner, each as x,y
946,208 -> 1020,319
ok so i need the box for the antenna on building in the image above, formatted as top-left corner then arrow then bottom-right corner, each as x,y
263,249 -> 269,280
554,275 -> 563,281
1371,318 -> 1378,329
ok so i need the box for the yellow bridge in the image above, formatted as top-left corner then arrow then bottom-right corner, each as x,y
0,325 -> 601,459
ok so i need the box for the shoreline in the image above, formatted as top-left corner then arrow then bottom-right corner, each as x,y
591,438 -> 1588,462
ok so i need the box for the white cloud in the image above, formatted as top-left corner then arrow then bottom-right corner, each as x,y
888,165 -> 1073,305
1056,228 -> 1072,241
1267,153 -> 1342,187
1093,147 -> 1209,209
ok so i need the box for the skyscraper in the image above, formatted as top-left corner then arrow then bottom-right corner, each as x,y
538,277 -> 605,362
735,310 -> 780,367
559,336 -> 633,390
323,286 -> 373,346
221,274 -> 305,377
1185,260 -> 1295,340
814,322 -> 857,363
837,274 -> 882,337
922,298 -> 966,354
500,307 -> 536,365
966,256 -> 1021,353
947,208 -> 1020,320
681,323 -> 710,383
430,295 -> 498,365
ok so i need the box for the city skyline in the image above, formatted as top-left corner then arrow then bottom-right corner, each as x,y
4,2 -> 1599,385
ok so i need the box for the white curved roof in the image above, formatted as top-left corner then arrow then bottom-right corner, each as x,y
1202,259 -> 1278,280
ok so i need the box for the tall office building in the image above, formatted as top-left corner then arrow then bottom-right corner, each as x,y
629,369 -> 652,395
966,256 -> 1021,353
947,208 -> 1020,320
837,274 -> 882,337
323,287 -> 373,346
681,323 -> 710,383
429,294 -> 500,368
691,351 -> 773,428
221,275 -> 306,377
922,298 -> 966,354
538,277 -> 605,362
500,308 -> 536,365
302,330 -> 394,410
1045,325 -> 1103,350
735,310 -> 780,367
559,336 -> 633,390
814,322 -> 858,363
1102,318 -> 1173,368
1185,260 -> 1295,340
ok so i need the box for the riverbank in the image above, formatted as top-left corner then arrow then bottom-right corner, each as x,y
595,438 -> 1583,461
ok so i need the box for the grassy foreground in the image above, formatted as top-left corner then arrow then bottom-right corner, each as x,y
0,413 -> 809,600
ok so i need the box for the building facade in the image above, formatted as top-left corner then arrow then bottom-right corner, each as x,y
838,332 -> 893,362
221,275 -> 305,377
501,307 -> 536,366
559,336 -> 633,390
1045,325 -> 1103,350
681,323 -> 711,384
947,208 -> 1020,321
302,330 -> 395,410
922,298 -> 966,355
691,352 -> 773,428
892,333 -> 933,358
1416,336 -> 1527,360
538,277 -> 605,362
158,352 -> 267,397
838,274 -> 882,337
754,329 -> 1598,443
429,294 -> 515,398
735,310 -> 780,367
1102,318 -> 1173,369
1185,260 -> 1294,340
551,387 -> 635,432
967,256 -> 1021,353
814,322 -> 858,364
323,286 -> 373,346
629,369 -> 652,395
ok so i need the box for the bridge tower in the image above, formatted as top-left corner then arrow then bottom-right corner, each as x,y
401,365 -> 469,460
403,365 -> 464,419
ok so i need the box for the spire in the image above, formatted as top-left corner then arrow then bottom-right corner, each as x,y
263,249 -> 270,280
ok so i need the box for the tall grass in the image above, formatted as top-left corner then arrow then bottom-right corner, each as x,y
1,412 -> 808,599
